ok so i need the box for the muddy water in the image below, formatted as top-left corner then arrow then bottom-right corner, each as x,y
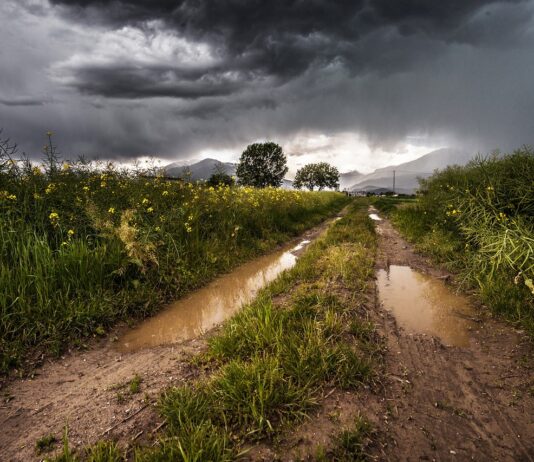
117,240 -> 311,352
377,265 -> 475,346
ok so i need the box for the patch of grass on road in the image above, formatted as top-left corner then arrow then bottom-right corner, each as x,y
136,199 -> 378,460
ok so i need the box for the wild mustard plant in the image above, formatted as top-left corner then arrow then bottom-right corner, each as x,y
0,133 -> 348,371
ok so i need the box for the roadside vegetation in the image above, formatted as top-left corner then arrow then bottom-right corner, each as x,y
374,148 -> 534,335
0,134 -> 348,372
45,200 -> 380,461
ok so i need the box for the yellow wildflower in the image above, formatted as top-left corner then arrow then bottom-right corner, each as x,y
108,207 -> 115,214
67,229 -> 75,237
147,207 -> 154,213
49,212 -> 59,226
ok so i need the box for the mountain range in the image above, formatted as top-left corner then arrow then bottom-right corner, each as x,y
165,158 -> 237,180
347,148 -> 471,194
164,148 -> 473,194
339,170 -> 364,190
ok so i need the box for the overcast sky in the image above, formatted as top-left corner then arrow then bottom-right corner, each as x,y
1,0 -> 534,174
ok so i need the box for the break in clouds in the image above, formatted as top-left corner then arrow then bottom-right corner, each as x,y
1,0 -> 534,170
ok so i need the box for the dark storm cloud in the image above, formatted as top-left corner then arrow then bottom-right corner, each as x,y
46,0 -> 522,100
67,66 -> 247,99
0,97 -> 48,107
2,0 -> 534,164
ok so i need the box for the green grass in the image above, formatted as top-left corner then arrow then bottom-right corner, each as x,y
36,434 -> 58,453
0,144 -> 349,372
373,149 -> 534,335
69,199 -> 378,461
86,442 -> 122,462
45,439 -> 122,462
152,200 -> 378,458
129,374 -> 142,394
112,373 -> 143,403
327,415 -> 373,461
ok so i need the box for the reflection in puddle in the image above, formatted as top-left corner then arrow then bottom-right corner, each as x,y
369,213 -> 382,221
377,265 -> 475,347
117,240 -> 311,352
292,239 -> 311,252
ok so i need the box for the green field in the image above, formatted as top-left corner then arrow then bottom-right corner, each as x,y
0,158 -> 349,372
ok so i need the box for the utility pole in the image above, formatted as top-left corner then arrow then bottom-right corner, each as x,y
392,170 -> 396,194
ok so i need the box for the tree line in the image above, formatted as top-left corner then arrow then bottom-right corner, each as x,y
209,141 -> 340,190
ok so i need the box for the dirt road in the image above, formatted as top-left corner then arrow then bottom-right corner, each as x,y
370,211 -> 534,460
1,209 -> 533,461
0,217 -> 339,462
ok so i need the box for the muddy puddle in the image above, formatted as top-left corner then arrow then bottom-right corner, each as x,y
117,239 -> 312,352
377,265 -> 475,346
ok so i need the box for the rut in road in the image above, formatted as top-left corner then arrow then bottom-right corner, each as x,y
0,215 -> 340,462
370,210 -> 534,461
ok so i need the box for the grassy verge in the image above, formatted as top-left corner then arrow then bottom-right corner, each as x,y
48,199 -> 380,461
1,154 -> 349,372
373,149 -> 534,336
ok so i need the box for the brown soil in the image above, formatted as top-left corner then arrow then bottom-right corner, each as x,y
0,215 -> 341,462
254,209 -> 534,461
241,210 -> 534,461
372,213 -> 534,461
1,208 -> 533,461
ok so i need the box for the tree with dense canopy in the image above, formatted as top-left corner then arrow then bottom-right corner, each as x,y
236,142 -> 288,188
293,162 -> 340,191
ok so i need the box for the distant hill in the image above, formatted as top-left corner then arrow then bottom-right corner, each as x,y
164,158 -> 237,180
351,185 -> 413,195
348,148 -> 471,194
164,158 -> 294,188
339,170 -> 363,190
